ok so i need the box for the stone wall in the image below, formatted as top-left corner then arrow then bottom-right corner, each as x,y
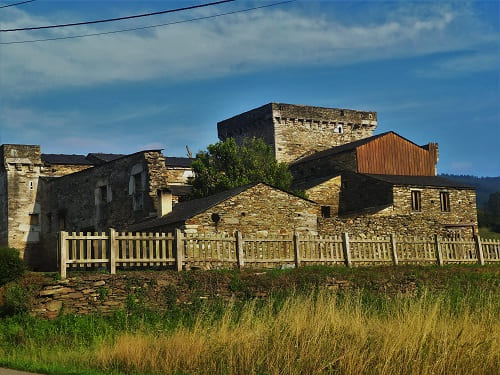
339,173 -> 393,214
0,145 -> 43,262
272,103 -> 377,163
318,185 -> 478,238
304,176 -> 342,215
291,150 -> 357,180
40,164 -> 92,177
217,103 -> 276,151
217,103 -> 377,164
166,184 -> 319,236
43,151 -> 169,236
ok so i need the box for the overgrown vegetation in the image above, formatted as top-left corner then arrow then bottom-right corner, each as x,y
0,247 -> 25,286
0,265 -> 498,374
188,137 -> 305,198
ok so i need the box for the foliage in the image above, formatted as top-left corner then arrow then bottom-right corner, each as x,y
440,174 -> 500,209
0,283 -> 30,316
189,137 -> 295,198
488,192 -> 500,216
0,247 -> 25,286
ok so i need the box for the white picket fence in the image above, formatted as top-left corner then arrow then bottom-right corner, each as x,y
58,229 -> 500,278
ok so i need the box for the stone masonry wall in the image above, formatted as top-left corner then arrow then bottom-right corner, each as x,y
339,173 -> 393,214
217,103 -> 377,164
180,184 -> 319,236
43,151 -> 169,236
0,145 -> 42,262
272,103 -> 377,163
291,150 -> 357,180
305,176 -> 342,215
392,186 -> 477,227
40,164 -> 92,177
217,103 -> 276,151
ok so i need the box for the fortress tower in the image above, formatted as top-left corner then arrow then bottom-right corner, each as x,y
0,145 -> 42,262
217,103 -> 378,163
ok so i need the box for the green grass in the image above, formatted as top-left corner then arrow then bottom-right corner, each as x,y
0,265 -> 499,374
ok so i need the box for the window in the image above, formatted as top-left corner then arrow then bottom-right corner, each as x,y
29,181 -> 34,190
411,190 -> 421,211
133,173 -> 143,192
99,185 -> 108,203
440,191 -> 450,212
321,206 -> 331,218
29,213 -> 39,226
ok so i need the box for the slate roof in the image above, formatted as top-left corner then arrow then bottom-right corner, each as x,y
165,157 -> 193,168
128,183 -> 258,231
365,174 -> 475,189
87,153 -> 125,164
41,154 -> 93,165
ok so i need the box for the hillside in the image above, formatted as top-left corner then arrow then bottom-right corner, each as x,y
440,174 -> 500,208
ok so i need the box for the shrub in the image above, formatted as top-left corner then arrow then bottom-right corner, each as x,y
1,283 -> 29,316
0,247 -> 25,286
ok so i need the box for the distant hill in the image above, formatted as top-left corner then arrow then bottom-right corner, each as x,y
440,174 -> 500,209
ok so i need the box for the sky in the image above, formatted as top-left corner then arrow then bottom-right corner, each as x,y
0,0 -> 499,176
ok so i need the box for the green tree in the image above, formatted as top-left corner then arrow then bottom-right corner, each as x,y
487,192 -> 500,216
189,137 -> 294,198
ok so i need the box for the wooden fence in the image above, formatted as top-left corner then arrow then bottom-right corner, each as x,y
58,229 -> 500,278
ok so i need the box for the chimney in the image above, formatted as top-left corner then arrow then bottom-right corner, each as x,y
427,143 -> 439,175
157,188 -> 172,217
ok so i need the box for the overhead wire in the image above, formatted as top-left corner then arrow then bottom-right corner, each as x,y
0,0 -> 295,45
0,0 -> 36,9
0,0 -> 235,32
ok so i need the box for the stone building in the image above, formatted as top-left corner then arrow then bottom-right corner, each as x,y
129,183 -> 319,236
0,144 -> 192,269
217,103 -> 377,163
1,101 -> 479,269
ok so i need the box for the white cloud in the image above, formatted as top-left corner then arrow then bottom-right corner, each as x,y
0,2 -> 498,94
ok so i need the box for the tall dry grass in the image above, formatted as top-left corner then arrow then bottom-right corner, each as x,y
98,291 -> 499,375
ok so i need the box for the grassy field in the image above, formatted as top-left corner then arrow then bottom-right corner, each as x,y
0,265 -> 499,375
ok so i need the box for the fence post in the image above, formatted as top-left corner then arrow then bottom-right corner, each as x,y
175,229 -> 184,272
59,231 -> 67,279
293,231 -> 301,268
434,234 -> 443,266
236,231 -> 245,269
390,233 -> 398,266
342,232 -> 352,267
474,234 -> 485,266
109,228 -> 117,275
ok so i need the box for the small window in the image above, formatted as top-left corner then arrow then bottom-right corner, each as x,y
29,213 -> 39,226
133,173 -> 143,193
321,206 -> 331,218
335,125 -> 343,134
29,181 -> 34,190
99,185 -> 108,203
211,213 -> 220,223
340,110 -> 344,116
440,191 -> 450,212
411,190 -> 421,211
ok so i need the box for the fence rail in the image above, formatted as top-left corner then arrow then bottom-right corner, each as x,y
59,230 -> 500,278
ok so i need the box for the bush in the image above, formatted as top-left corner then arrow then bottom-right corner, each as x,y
0,247 -> 25,286
1,283 -> 29,316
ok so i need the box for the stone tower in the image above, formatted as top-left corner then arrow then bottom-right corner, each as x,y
217,103 -> 378,163
0,145 -> 42,262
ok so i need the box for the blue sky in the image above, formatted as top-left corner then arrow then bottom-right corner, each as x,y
0,0 -> 499,176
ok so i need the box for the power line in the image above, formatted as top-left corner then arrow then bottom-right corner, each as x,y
0,0 -> 295,45
0,0 -> 235,32
0,0 -> 36,9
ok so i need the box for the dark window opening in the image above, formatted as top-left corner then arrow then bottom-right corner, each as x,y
99,185 -> 108,203
58,213 -> 66,231
211,213 -> 220,223
29,213 -> 39,226
133,173 -> 143,192
321,206 -> 331,218
440,191 -> 450,212
46,213 -> 52,232
411,190 -> 421,211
